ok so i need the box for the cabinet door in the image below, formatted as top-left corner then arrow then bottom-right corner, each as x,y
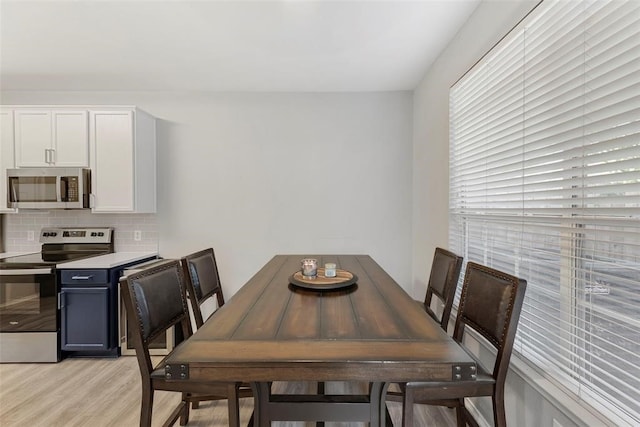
60,287 -> 110,351
14,109 -> 89,167
0,109 -> 16,212
90,111 -> 135,212
52,110 -> 88,167
14,110 -> 51,167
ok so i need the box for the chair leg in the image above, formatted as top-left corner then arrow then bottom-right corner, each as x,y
180,392 -> 191,425
161,401 -> 187,427
227,383 -> 240,427
455,399 -> 466,427
140,384 -> 154,427
402,387 -> 414,427
493,391 -> 507,427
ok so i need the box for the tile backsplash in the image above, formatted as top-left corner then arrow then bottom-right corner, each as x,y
2,211 -> 158,253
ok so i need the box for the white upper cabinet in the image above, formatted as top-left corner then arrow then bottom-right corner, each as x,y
90,108 -> 156,213
2,105 -> 156,214
14,109 -> 89,167
0,109 -> 16,213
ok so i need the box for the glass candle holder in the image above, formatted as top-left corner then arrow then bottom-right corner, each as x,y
301,258 -> 318,278
324,263 -> 337,277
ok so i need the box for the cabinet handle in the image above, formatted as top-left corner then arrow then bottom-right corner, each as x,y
44,149 -> 56,164
71,275 -> 94,280
58,292 -> 65,309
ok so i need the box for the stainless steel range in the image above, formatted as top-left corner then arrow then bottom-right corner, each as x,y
0,227 -> 113,363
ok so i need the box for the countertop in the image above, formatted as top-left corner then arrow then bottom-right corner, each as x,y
56,252 -> 158,269
0,252 -> 37,259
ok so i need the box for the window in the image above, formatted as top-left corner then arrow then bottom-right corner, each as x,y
449,0 -> 640,424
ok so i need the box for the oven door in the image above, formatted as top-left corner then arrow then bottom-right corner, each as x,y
0,268 -> 57,332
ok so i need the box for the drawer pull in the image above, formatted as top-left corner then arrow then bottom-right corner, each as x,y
71,275 -> 94,280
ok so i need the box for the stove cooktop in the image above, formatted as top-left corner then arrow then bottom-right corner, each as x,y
0,252 -> 109,268
0,227 -> 114,269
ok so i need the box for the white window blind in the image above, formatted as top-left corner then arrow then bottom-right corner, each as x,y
449,0 -> 640,424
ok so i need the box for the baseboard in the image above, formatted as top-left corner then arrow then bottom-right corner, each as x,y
459,324 -> 629,427
464,400 -> 491,427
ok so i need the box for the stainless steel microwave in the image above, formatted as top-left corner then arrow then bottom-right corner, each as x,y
7,168 -> 91,209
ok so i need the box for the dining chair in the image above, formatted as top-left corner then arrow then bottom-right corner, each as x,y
400,261 -> 527,427
386,247 -> 463,406
421,247 -> 463,332
180,247 -> 225,329
180,248 -> 254,413
119,259 -> 247,427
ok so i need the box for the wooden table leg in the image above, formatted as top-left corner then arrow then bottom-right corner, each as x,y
316,381 -> 325,427
252,380 -> 389,426
368,382 -> 383,427
370,382 -> 390,427
250,382 -> 271,427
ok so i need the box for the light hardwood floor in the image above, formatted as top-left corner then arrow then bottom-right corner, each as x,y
0,356 -> 456,426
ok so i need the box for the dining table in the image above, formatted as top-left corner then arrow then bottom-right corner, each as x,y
164,254 -> 477,426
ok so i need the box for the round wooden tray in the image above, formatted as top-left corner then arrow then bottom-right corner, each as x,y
289,268 -> 358,291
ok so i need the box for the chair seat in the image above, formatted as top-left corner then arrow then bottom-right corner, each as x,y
405,364 -> 495,402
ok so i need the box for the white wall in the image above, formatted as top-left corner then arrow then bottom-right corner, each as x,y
1,91 -> 413,296
413,1 -> 616,426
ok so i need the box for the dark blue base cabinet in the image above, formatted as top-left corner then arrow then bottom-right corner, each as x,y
58,258 -> 155,358
59,269 -> 119,357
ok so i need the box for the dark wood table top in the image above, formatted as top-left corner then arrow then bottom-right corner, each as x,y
165,254 -> 476,383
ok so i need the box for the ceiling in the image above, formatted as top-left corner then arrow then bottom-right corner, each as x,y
0,0 -> 480,92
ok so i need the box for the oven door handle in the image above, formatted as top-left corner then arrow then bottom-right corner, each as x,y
0,268 -> 53,275
71,275 -> 94,280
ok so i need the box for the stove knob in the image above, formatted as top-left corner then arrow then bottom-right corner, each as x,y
42,232 -> 49,237
98,232 -> 104,236
51,232 -> 57,237
91,232 -> 97,237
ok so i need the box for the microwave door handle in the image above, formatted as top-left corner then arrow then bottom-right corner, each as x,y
10,177 -> 17,203
58,176 -> 66,202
